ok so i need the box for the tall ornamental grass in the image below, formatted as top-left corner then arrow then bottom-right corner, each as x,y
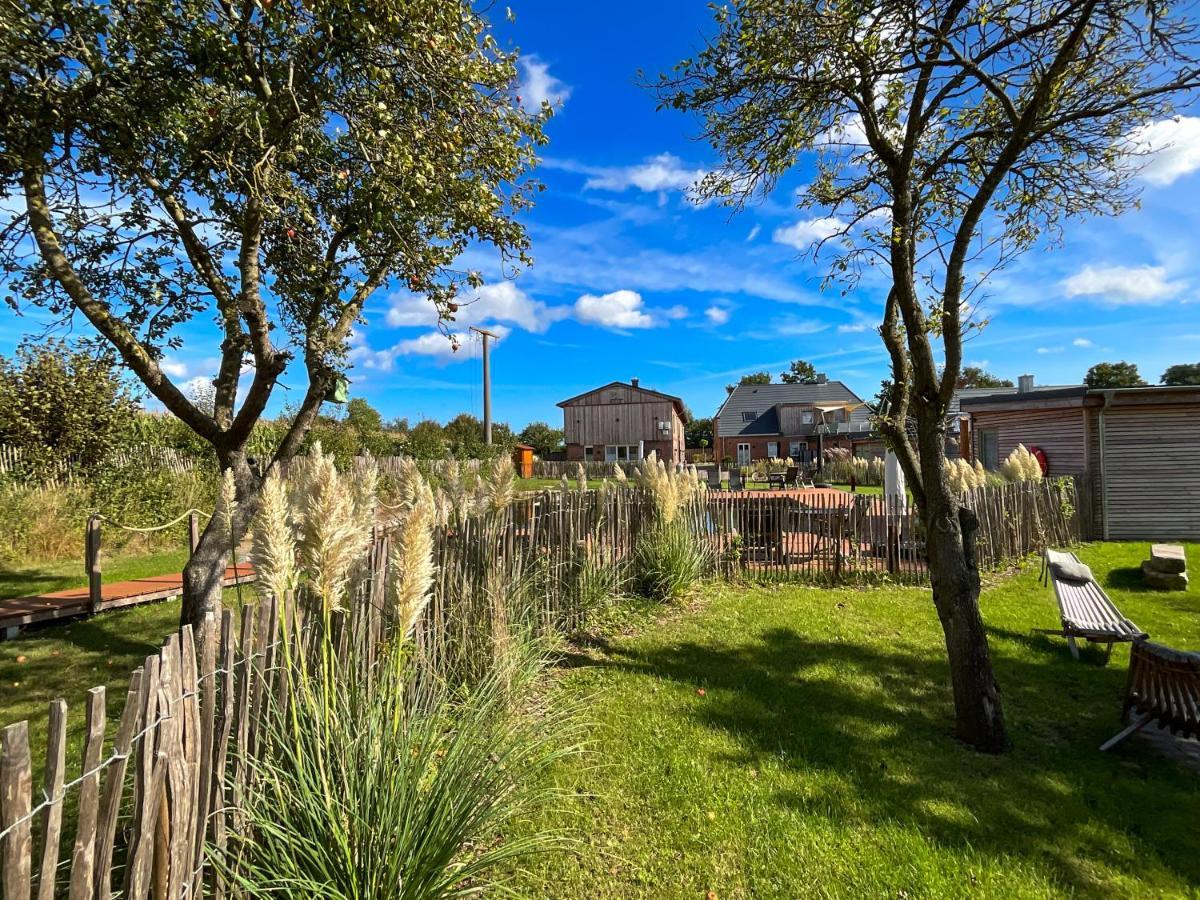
1002,444 -> 1044,483
221,634 -> 580,899
236,446 -> 581,897
632,453 -> 710,600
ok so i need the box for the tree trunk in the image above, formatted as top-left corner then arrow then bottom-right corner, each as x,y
181,517 -> 232,624
180,450 -> 261,626
918,422 -> 1008,752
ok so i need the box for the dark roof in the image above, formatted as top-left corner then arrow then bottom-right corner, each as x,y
957,384 -> 1088,410
557,381 -> 686,417
715,381 -> 868,438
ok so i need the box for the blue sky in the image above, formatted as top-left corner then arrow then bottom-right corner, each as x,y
6,2 -> 1200,430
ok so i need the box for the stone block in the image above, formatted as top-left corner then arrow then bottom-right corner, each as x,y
1147,544 -> 1187,575
1142,561 -> 1189,591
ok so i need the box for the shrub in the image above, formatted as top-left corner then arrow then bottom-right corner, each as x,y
633,519 -> 711,601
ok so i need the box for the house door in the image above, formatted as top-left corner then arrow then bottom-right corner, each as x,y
736,443 -> 751,466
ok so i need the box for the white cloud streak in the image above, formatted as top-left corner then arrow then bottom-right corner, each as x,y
772,217 -> 846,250
1061,264 -> 1185,305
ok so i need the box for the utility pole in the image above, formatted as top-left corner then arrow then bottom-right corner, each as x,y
469,326 -> 499,444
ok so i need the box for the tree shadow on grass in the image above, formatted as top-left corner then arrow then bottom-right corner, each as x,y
572,625 -> 1200,895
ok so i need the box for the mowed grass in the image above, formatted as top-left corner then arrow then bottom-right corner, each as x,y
0,551 -> 248,766
509,542 -> 1200,899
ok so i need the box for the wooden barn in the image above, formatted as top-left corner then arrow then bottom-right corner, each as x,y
960,376 -> 1200,540
558,379 -> 686,465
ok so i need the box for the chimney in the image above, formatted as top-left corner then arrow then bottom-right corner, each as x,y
1018,374 -> 1034,393
816,372 -> 827,384
631,377 -> 640,389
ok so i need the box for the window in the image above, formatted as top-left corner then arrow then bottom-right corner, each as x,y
979,429 -> 1000,470
605,444 -> 639,463
737,443 -> 751,466
742,411 -> 758,422
801,410 -> 814,425
789,441 -> 802,458
584,446 -> 594,462
767,441 -> 779,459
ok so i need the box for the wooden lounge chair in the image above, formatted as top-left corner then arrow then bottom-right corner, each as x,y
1038,549 -> 1147,661
728,469 -> 744,491
1100,640 -> 1200,751
784,466 -> 800,487
705,467 -> 722,490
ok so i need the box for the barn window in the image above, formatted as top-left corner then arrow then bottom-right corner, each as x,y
741,411 -> 757,422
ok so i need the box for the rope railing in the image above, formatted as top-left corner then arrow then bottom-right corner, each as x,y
91,507 -> 212,534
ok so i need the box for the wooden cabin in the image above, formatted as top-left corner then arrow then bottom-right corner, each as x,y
557,379 -> 686,465
961,376 -> 1200,540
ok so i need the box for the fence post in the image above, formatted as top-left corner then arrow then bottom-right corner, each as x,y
86,515 -> 102,613
188,512 -> 200,557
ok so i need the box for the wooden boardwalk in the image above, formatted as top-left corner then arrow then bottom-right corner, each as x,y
0,563 -> 255,634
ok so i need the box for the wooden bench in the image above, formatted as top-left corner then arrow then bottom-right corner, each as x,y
1038,549 -> 1147,661
1100,640 -> 1200,751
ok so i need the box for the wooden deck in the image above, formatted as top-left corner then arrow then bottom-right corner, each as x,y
0,564 -> 255,634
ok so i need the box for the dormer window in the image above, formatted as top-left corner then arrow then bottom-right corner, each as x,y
742,411 -> 757,422
801,410 -> 814,425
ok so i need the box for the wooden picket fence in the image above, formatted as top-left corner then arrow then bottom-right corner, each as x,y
0,478 -> 1080,897
0,444 -> 196,491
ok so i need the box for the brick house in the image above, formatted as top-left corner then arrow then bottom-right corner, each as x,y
558,379 -> 686,464
713,378 -> 875,466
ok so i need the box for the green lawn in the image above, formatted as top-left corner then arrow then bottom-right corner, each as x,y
509,542 -> 1200,898
1,547 -> 245,764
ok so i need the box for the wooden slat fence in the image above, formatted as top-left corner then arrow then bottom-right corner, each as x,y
0,445 -> 195,492
0,478 -> 1080,896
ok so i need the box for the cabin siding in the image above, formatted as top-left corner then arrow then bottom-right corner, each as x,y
970,407 -> 1087,476
1097,404 -> 1200,541
560,383 -> 685,463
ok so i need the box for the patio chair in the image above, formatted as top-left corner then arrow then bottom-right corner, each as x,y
1037,548 -> 1147,662
1100,640 -> 1200,751
728,468 -> 744,491
784,466 -> 800,486
705,467 -> 722,490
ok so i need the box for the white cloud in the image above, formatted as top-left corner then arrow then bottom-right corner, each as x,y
354,325 -> 515,369
772,217 -> 846,250
705,306 -> 730,325
1126,116 -> 1200,186
1072,338 -> 1093,348
837,323 -> 870,333
517,55 -> 571,113
746,225 -> 761,242
773,317 -> 830,336
1036,346 -> 1062,354
386,282 -> 568,333
582,153 -> 708,195
1061,264 -> 1185,305
817,112 -> 868,148
160,358 -> 189,378
574,290 -> 658,329
183,375 -> 213,398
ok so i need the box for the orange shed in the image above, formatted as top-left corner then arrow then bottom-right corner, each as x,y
512,443 -> 535,479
